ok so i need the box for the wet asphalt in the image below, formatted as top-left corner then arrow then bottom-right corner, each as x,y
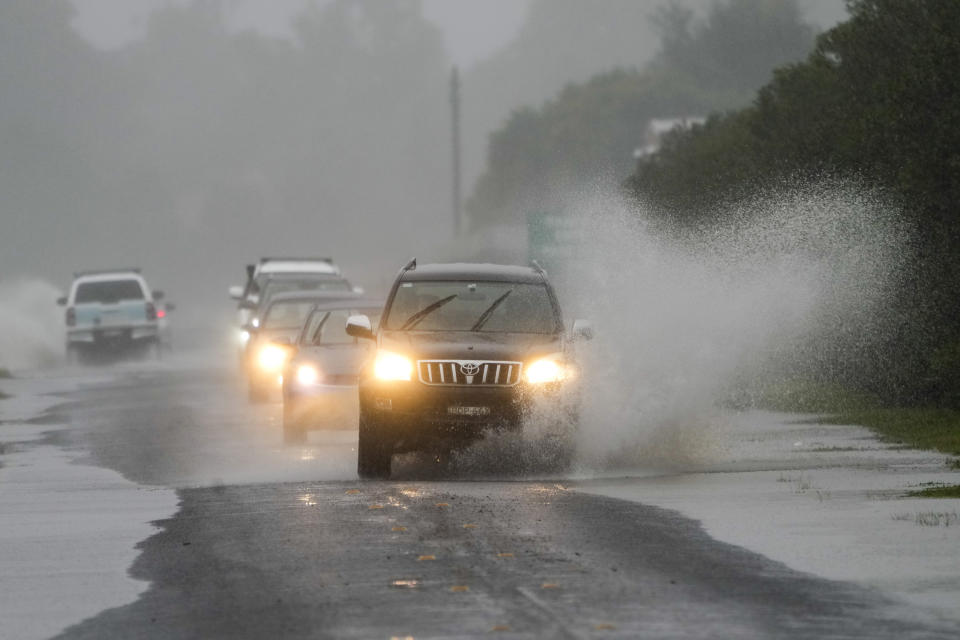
46,366 -> 960,639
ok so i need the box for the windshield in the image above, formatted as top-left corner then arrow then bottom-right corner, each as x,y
383,281 -> 559,333
261,301 -> 315,330
301,307 -> 382,345
74,280 -> 145,304
259,277 -> 352,301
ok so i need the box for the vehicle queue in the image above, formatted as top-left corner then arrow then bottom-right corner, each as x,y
231,256 -> 592,478
58,256 -> 591,479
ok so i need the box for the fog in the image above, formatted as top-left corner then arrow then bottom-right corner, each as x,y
1,0 -> 847,363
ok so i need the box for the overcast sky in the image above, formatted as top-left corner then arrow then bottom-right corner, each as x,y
70,0 -> 531,67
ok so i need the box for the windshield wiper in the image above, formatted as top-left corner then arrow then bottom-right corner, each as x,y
399,294 -> 458,330
470,290 -> 512,331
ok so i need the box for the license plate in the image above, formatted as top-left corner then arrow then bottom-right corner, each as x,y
447,406 -> 490,417
101,329 -> 124,338
98,313 -> 125,327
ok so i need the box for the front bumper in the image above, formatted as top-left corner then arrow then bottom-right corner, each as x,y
359,380 -> 574,453
284,384 -> 359,430
248,367 -> 284,391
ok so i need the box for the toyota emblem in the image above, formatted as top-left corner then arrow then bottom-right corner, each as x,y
460,362 -> 480,376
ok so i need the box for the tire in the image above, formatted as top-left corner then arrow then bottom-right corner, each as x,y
357,409 -> 392,479
283,402 -> 307,445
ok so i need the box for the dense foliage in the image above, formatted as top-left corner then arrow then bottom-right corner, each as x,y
629,0 -> 960,404
461,0 -> 668,194
466,0 -> 816,227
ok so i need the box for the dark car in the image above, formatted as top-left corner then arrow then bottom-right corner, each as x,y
229,258 -> 356,359
243,290 -> 362,402
280,298 -> 384,444
346,259 -> 592,478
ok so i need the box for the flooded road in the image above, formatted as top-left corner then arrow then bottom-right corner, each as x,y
24,364 -> 955,639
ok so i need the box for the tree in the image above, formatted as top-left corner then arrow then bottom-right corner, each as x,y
628,0 -> 960,403
466,0 -> 817,229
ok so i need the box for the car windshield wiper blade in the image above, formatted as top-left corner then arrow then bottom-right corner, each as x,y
470,290 -> 512,331
399,294 -> 458,330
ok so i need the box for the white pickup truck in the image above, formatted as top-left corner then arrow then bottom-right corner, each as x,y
58,269 -> 166,361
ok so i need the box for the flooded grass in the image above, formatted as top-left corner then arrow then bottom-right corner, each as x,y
822,408 -> 960,458
757,379 -> 960,460
891,511 -> 958,526
907,485 -> 960,499
913,512 -> 959,527
0,367 -> 11,398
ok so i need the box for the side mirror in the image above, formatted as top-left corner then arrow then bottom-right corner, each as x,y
228,285 -> 244,300
345,314 -> 375,341
572,319 -> 594,341
152,290 -> 165,301
56,296 -> 67,306
165,302 -> 176,312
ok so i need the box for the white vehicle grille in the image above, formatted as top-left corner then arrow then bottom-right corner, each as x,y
417,360 -> 522,387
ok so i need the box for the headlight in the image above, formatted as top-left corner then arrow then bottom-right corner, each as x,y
374,350 -> 413,381
251,317 -> 260,328
239,329 -> 250,344
525,356 -> 568,384
257,344 -> 288,371
296,364 -> 320,386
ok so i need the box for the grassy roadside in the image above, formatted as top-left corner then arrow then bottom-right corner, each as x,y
908,485 -> 960,498
0,368 -> 11,399
814,407 -> 960,458
755,380 -> 960,497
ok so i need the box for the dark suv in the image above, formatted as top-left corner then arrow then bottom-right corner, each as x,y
346,260 -> 592,478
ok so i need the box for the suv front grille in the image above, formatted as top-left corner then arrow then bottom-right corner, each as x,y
417,360 -> 522,387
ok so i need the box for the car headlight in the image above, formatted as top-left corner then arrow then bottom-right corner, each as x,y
296,364 -> 320,386
257,344 -> 288,372
251,317 -> 260,328
374,350 -> 413,381
525,356 -> 568,384
239,329 -> 250,344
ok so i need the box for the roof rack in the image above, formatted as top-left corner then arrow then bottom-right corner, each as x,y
259,257 -> 335,264
73,267 -> 142,278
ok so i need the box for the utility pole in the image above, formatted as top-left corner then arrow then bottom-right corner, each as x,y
450,65 -> 462,237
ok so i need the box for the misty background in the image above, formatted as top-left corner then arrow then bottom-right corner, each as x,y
1,0 -> 846,328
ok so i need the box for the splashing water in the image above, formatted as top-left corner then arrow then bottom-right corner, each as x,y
561,180 -> 909,471
0,279 -> 64,371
